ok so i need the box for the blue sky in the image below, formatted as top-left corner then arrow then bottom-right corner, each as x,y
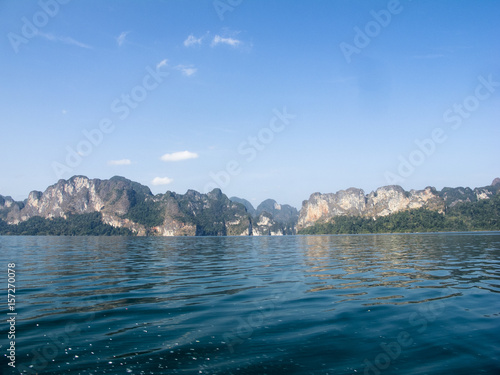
1,0 -> 499,208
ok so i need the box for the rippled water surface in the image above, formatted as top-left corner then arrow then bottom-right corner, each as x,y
1,233 -> 500,374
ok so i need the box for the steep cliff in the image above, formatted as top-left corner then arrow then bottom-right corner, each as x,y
253,199 -> 298,235
229,197 -> 256,216
229,197 -> 298,235
155,189 -> 251,236
438,181 -> 500,207
1,176 -> 251,236
0,195 -> 24,222
255,199 -> 298,223
297,181 -> 499,230
4,176 -> 147,233
2,176 -> 498,236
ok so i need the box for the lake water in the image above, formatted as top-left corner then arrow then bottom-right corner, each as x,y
1,233 -> 500,374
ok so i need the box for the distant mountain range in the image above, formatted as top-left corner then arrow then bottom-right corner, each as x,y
0,176 -> 296,236
297,180 -> 500,231
229,196 -> 298,235
0,176 -> 498,236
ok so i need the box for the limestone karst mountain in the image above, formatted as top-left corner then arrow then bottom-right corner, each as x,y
1,176 -> 498,235
296,180 -> 500,231
229,197 -> 299,235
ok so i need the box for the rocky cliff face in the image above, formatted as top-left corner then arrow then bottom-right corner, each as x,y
253,199 -> 298,235
229,197 -> 299,235
297,181 -> 500,230
1,176 -> 251,236
155,189 -> 251,236
439,182 -> 500,207
0,195 -> 24,222
229,197 -> 256,216
3,176 -> 152,234
3,176 -> 498,236
256,199 -> 298,223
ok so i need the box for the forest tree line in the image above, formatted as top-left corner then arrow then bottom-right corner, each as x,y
298,193 -> 500,235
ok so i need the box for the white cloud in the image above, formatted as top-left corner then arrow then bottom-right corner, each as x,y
184,34 -> 203,47
211,35 -> 241,47
156,59 -> 168,69
182,67 -> 197,76
160,150 -> 199,162
175,65 -> 197,77
107,159 -> 132,166
117,31 -> 130,46
38,32 -> 92,49
151,177 -> 174,186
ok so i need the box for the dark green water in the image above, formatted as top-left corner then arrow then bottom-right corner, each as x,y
1,233 -> 499,374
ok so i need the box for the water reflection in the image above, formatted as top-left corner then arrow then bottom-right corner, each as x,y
299,233 -> 500,301
1,233 -> 499,375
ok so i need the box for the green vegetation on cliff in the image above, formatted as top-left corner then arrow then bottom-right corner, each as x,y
124,191 -> 164,227
0,212 -> 132,236
175,190 -> 250,236
298,194 -> 500,235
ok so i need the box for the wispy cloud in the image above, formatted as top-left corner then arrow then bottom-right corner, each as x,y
117,31 -> 130,47
175,65 -> 197,77
107,159 -> 132,166
156,59 -> 168,69
154,59 -> 197,77
160,150 -> 199,162
151,177 -> 174,186
184,34 -> 203,47
38,32 -> 92,49
211,35 -> 241,47
183,31 -> 245,49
